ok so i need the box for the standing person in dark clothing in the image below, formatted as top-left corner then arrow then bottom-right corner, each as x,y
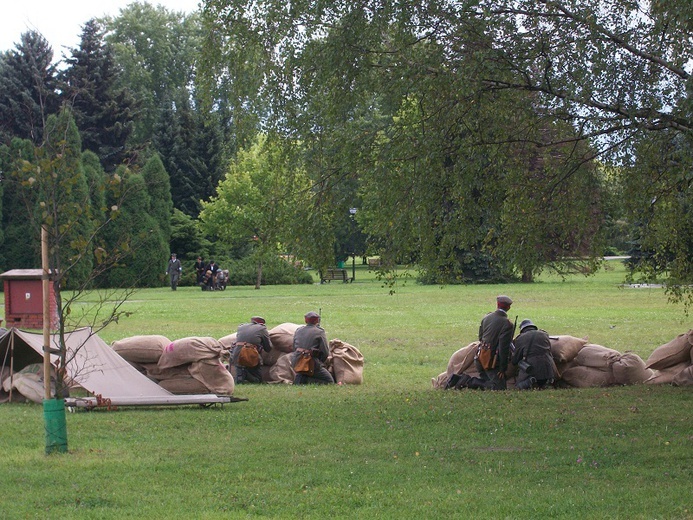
292,311 -> 334,385
194,256 -> 206,285
165,253 -> 182,290
511,319 -> 555,389
232,316 -> 272,384
448,295 -> 514,390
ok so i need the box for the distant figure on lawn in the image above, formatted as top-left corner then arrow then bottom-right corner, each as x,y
165,253 -> 182,291
194,256 -> 206,285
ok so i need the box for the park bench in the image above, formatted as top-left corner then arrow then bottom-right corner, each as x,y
321,268 -> 350,283
368,258 -> 381,268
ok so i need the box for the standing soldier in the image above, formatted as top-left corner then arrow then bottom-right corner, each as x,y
166,253 -> 182,291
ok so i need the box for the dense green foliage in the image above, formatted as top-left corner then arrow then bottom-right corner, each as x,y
200,0 -> 692,296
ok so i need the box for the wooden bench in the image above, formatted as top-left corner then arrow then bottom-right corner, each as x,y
368,258 -> 381,268
321,268 -> 350,283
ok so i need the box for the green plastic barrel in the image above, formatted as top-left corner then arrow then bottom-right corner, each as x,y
43,398 -> 68,454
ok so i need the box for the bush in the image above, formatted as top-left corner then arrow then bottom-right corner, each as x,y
226,256 -> 314,286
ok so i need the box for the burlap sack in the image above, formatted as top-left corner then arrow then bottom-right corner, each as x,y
645,330 -> 693,370
672,365 -> 693,387
645,362 -> 691,385
189,359 -> 235,395
327,339 -> 364,384
261,347 -> 284,367
432,371 -> 449,389
446,342 -> 479,377
218,333 -> 237,349
111,335 -> 170,364
141,363 -> 191,382
575,344 -> 622,369
158,337 -> 223,369
561,365 -> 616,388
554,359 -> 577,379
268,323 -> 301,353
158,375 -> 210,394
12,373 -> 49,403
268,353 -> 295,384
612,352 -> 654,385
550,335 -> 589,363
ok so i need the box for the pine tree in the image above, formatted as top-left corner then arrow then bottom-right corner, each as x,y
0,31 -> 59,144
60,19 -> 137,172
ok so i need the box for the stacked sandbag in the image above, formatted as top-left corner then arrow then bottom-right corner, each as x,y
327,339 -> 365,384
612,352 -> 654,385
561,344 -> 620,388
550,335 -> 589,364
1,364 -> 55,403
446,342 -> 479,378
111,335 -> 170,367
672,366 -> 693,387
218,333 -> 237,350
259,323 -> 301,371
269,323 -> 300,352
155,337 -> 234,395
268,353 -> 295,384
158,337 -> 223,368
561,365 -> 616,388
643,330 -> 693,386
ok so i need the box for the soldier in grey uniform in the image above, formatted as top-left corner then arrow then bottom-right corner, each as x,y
232,316 -> 272,383
292,311 -> 334,385
511,319 -> 555,389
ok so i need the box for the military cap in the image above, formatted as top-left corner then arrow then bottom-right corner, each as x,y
496,295 -> 513,305
304,311 -> 320,323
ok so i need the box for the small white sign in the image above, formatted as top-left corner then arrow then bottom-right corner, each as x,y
25,293 -> 31,299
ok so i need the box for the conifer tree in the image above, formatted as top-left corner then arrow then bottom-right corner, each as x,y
60,19 -> 137,172
0,31 -> 59,144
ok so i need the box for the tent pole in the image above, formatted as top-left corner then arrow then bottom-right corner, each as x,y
42,225 -> 51,400
9,331 -> 14,401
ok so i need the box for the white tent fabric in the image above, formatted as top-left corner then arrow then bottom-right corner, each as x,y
1,327 -> 173,399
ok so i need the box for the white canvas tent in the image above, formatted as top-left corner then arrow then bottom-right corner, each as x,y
0,327 -> 233,407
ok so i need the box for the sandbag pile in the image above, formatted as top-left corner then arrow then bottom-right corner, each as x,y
218,323 -> 366,385
644,330 -> 693,386
433,330 -> 693,389
112,335 -> 234,395
1,363 -> 54,403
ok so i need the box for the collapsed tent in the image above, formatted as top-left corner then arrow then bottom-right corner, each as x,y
0,327 -> 232,407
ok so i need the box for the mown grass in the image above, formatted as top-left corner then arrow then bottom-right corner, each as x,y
1,260 -> 691,519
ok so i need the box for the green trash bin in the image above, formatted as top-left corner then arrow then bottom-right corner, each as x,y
337,261 -> 345,269
43,398 -> 68,454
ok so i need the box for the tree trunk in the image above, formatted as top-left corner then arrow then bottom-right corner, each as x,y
255,259 -> 263,289
521,269 -> 534,283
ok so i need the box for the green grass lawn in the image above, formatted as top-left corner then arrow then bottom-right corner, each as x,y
1,260 -> 691,519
